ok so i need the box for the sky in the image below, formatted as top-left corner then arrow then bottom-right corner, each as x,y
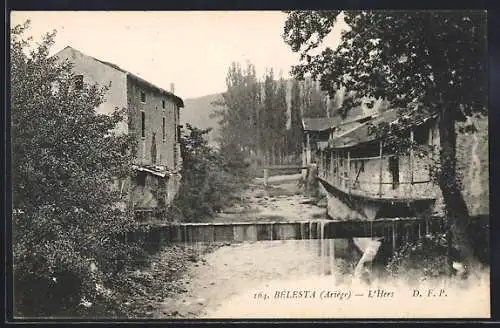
11,11 -> 345,99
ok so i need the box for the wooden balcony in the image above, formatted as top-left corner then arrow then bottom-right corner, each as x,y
317,155 -> 438,203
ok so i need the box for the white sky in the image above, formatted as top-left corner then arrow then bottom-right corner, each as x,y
11,11 -> 345,99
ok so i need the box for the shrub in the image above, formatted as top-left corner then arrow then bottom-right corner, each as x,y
386,232 -> 454,280
11,21 -> 140,317
172,124 -> 250,221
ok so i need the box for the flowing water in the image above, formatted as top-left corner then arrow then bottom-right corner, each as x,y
156,178 -> 490,319
159,219 -> 489,319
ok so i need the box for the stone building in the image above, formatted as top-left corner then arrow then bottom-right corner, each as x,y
53,46 -> 184,210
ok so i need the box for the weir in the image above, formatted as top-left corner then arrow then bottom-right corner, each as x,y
129,215 -> 488,278
131,215 -> 488,244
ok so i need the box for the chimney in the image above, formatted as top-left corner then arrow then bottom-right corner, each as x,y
170,83 -> 175,94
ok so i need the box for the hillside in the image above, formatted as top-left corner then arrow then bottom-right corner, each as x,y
179,80 -> 366,147
180,93 -> 224,146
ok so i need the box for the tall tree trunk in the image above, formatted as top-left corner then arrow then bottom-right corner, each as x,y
438,106 -> 475,273
271,144 -> 275,166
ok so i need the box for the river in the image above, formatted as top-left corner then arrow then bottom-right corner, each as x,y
154,176 -> 490,319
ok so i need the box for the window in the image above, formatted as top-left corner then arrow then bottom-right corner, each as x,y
414,125 -> 429,145
177,125 -> 182,143
136,172 -> 146,186
162,117 -> 166,142
140,91 -> 146,103
389,156 -> 399,190
74,75 -> 83,90
141,111 -> 146,138
162,100 -> 166,109
151,133 -> 157,164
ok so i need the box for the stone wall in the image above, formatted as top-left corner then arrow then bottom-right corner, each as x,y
456,115 -> 489,215
129,172 -> 182,210
324,188 -> 365,221
53,46 -> 129,133
127,79 -> 179,170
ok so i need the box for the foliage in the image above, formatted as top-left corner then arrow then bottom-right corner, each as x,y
261,69 -> 288,164
301,77 -> 328,118
173,124 -> 250,221
92,244 -> 204,318
212,61 -> 336,168
211,62 -> 261,156
11,21 -> 141,317
386,233 -> 452,279
283,10 -> 488,267
284,11 -> 486,117
286,79 -> 303,156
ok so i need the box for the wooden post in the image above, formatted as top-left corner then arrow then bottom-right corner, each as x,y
340,152 -> 344,186
263,168 -> 269,187
378,140 -> 383,197
330,151 -> 334,182
410,130 -> 414,195
306,133 -> 311,165
322,151 -> 325,178
347,150 -> 351,193
428,125 -> 434,179
323,149 -> 326,179
333,151 -> 339,184
319,151 -> 322,177
391,221 -> 397,254
335,151 -> 339,185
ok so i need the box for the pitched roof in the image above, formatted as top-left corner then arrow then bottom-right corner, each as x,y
302,106 -> 379,133
330,109 -> 437,149
302,117 -> 340,132
56,46 -> 184,108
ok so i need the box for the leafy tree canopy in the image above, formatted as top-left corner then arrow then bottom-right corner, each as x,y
11,21 -> 139,316
283,10 -> 488,271
283,10 -> 487,120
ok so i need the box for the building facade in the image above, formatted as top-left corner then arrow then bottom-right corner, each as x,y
53,46 -> 184,210
303,108 -> 442,222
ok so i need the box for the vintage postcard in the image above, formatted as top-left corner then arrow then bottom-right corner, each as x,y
9,10 -> 490,320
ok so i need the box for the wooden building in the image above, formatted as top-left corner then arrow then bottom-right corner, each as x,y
304,108 -> 442,221
301,117 -> 340,166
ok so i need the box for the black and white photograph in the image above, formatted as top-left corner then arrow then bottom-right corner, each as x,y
8,10 -> 490,320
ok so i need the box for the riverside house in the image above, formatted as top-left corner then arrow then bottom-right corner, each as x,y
303,107 -> 441,222
53,46 -> 184,210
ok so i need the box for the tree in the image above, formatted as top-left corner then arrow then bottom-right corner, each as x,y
174,124 -> 249,220
212,61 -> 260,157
272,76 -> 289,164
283,10 -> 487,271
261,69 -> 279,164
11,21 -> 139,316
301,77 -> 328,118
287,79 -> 303,156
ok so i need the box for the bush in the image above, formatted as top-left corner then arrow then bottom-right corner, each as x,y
11,21 -> 141,317
172,124 -> 250,221
386,232 -> 454,280
386,217 -> 490,282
